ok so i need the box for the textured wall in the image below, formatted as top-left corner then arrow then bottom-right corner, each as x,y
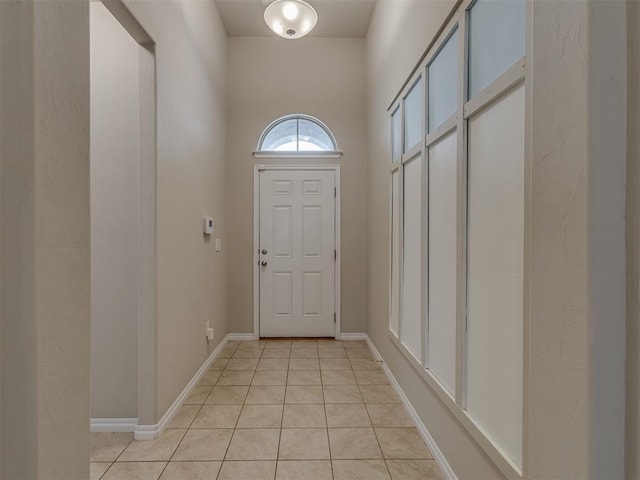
627,1 -> 640,477
122,0 -> 229,421
1,0 -> 90,477
90,1 -> 140,420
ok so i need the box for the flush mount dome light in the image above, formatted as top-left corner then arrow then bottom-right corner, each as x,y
264,0 -> 318,39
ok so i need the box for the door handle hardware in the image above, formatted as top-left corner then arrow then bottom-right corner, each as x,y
262,249 -> 268,255
261,261 -> 268,267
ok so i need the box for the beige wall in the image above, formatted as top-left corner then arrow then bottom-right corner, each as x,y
529,2 -> 627,477
628,1 -> 640,477
226,37 -> 368,335
122,0 -> 228,421
1,1 -> 90,478
90,1 -> 140,420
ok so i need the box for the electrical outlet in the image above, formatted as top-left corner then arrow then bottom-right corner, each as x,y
206,321 -> 214,341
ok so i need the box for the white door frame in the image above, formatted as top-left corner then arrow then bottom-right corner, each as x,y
253,164 -> 341,339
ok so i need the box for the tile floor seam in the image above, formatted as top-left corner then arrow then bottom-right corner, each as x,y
363,390 -> 394,479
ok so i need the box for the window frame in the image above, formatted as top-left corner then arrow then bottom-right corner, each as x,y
386,0 -> 529,478
253,114 -> 343,159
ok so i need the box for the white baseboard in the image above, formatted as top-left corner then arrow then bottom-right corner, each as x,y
134,334 -> 232,440
90,418 -> 138,433
338,332 -> 368,340
365,335 -> 458,480
227,333 -> 257,341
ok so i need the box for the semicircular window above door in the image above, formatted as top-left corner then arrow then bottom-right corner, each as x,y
254,114 -> 342,158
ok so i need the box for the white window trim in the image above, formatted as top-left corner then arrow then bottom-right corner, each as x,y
386,0 -> 529,478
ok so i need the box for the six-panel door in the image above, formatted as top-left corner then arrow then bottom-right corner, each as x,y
259,170 -> 336,337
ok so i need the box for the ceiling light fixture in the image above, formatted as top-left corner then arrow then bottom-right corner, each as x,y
264,0 -> 318,40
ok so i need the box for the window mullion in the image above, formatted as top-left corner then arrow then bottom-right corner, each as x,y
455,9 -> 469,409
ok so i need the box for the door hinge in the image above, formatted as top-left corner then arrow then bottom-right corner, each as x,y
334,313 -> 336,323
334,187 -> 337,197
334,249 -> 337,260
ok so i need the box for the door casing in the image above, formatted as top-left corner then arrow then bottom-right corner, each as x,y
253,165 -> 341,339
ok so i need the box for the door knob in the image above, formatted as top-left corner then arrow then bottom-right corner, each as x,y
261,261 -> 268,267
262,249 -> 268,255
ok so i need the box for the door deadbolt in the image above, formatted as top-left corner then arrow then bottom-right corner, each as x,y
261,249 -> 268,255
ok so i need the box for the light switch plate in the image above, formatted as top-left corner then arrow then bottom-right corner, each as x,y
215,238 -> 222,252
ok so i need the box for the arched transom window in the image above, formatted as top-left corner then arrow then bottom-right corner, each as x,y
254,114 -> 342,159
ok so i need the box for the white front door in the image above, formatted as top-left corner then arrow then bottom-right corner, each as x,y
259,169 -> 336,337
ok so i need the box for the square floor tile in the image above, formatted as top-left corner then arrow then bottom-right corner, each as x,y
117,429 -> 185,461
285,385 -> 324,404
232,349 -> 263,359
287,370 -> 321,385
323,385 -> 363,404
159,461 -> 222,480
321,370 -> 357,385
217,461 -> 276,480
237,404 -> 284,428
332,460 -> 391,480
216,370 -> 254,386
375,428 -> 432,459
102,462 -> 166,480
319,359 -> 352,370
316,339 -> 344,348
90,432 -> 133,462
386,460 -> 443,479
325,404 -> 371,428
328,428 -> 382,459
225,358 -> 259,371
205,386 -> 249,405
90,462 -> 110,480
258,358 -> 290,371
217,349 -> 235,359
209,358 -> 230,370
168,405 -> 200,429
191,404 -> 241,428
279,429 -> 330,460
276,460 -> 332,480
261,348 -> 291,359
172,429 -> 233,461
225,429 -> 280,460
245,385 -> 286,404
291,339 -> 318,348
366,404 -> 414,427
289,358 -> 320,371
347,348 -> 375,360
349,359 -> 383,371
360,385 -> 401,404
198,370 -> 222,386
318,348 -> 347,358
290,348 -> 319,359
282,404 -> 326,428
343,340 -> 369,349
252,370 -> 288,385
184,386 -> 212,405
238,340 -> 266,349
354,370 -> 389,385
264,340 -> 292,349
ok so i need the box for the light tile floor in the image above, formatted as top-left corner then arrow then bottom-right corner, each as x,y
90,339 -> 444,480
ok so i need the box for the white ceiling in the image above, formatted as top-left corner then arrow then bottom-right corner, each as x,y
215,0 -> 377,38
